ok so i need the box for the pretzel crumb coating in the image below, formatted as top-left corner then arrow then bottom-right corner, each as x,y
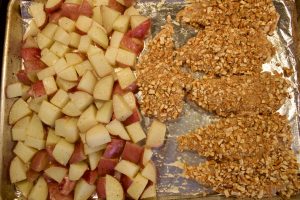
184,149 -> 300,199
188,72 -> 289,117
178,113 -> 292,161
176,0 -> 279,35
176,26 -> 275,76
136,19 -> 192,122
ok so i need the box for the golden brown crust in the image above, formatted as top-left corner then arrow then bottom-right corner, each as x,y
187,72 -> 289,117
136,20 -> 192,122
176,26 -> 275,76
178,113 -> 292,161
176,0 -> 279,35
184,149 -> 300,198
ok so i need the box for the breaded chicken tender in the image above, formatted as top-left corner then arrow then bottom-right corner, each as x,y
178,113 -> 292,161
184,149 -> 300,198
176,0 -> 279,35
176,26 -> 275,76
136,18 -> 191,122
188,72 -> 289,117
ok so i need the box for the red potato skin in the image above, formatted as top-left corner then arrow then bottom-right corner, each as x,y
26,169 -> 40,183
97,157 -> 118,176
30,150 -> 50,172
49,10 -> 63,23
127,19 -> 151,39
45,0 -> 63,13
21,48 -> 41,61
48,182 -> 74,200
17,70 -> 32,85
96,177 -> 106,199
24,59 -> 46,73
113,82 -> 138,95
61,3 -> 80,20
82,170 -> 98,185
120,174 -> 133,191
103,139 -> 126,159
122,108 -> 141,126
46,145 -> 58,164
123,0 -> 135,7
120,35 -> 144,55
69,142 -> 87,164
108,0 -> 126,13
114,171 -> 122,181
121,142 -> 144,164
22,38 -> 38,49
59,176 -> 76,195
28,80 -> 46,98
79,0 -> 93,17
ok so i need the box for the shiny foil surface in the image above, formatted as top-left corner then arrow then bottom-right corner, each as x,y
13,0 -> 300,199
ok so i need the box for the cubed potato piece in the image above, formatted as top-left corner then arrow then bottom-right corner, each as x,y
69,32 -> 81,48
53,27 -> 70,45
37,33 -> 53,49
105,119 -> 130,140
37,67 -> 56,80
9,98 -> 32,125
65,53 -> 84,66
57,66 -> 78,81
50,41 -> 69,57
77,70 -> 97,94
41,23 -> 58,39
110,31 -> 124,48
13,142 -> 37,163
25,114 -> 44,139
115,160 -> 139,178
55,117 -> 79,143
113,15 -> 130,33
52,57 -> 68,73
6,82 -> 23,98
38,100 -> 62,127
58,17 -> 76,32
76,15 -> 93,33
24,136 -> 46,150
74,60 -> 93,76
112,94 -> 132,121
116,67 -> 136,89
86,124 -> 111,148
93,75 -> 114,100
41,50 -> 59,67
116,48 -> 136,68
44,166 -> 68,183
87,22 -> 109,49
146,120 -> 167,148
46,128 -> 61,146
28,176 -> 48,200
92,6 -> 102,25
12,116 -> 31,141
105,46 -> 118,66
10,156 -> 27,183
78,35 -> 92,53
89,53 -> 113,77
52,139 -> 75,165
127,173 -> 148,200
77,105 -> 98,132
96,101 -> 113,124
126,122 -> 146,143
50,89 -> 70,108
42,76 -> 58,95
69,162 -> 88,181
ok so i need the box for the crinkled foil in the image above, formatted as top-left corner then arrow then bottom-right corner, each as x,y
19,0 -> 300,199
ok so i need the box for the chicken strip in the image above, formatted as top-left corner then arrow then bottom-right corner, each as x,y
178,113 -> 292,161
184,149 -> 300,198
176,25 -> 275,76
136,18 -> 192,122
188,72 -> 289,117
176,0 -> 279,35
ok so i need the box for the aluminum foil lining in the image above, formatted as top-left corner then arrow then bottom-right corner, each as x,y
19,0 -> 300,198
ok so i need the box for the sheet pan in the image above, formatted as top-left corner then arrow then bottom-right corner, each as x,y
1,0 -> 300,199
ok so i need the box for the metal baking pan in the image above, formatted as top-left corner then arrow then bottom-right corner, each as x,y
1,0 -> 300,199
